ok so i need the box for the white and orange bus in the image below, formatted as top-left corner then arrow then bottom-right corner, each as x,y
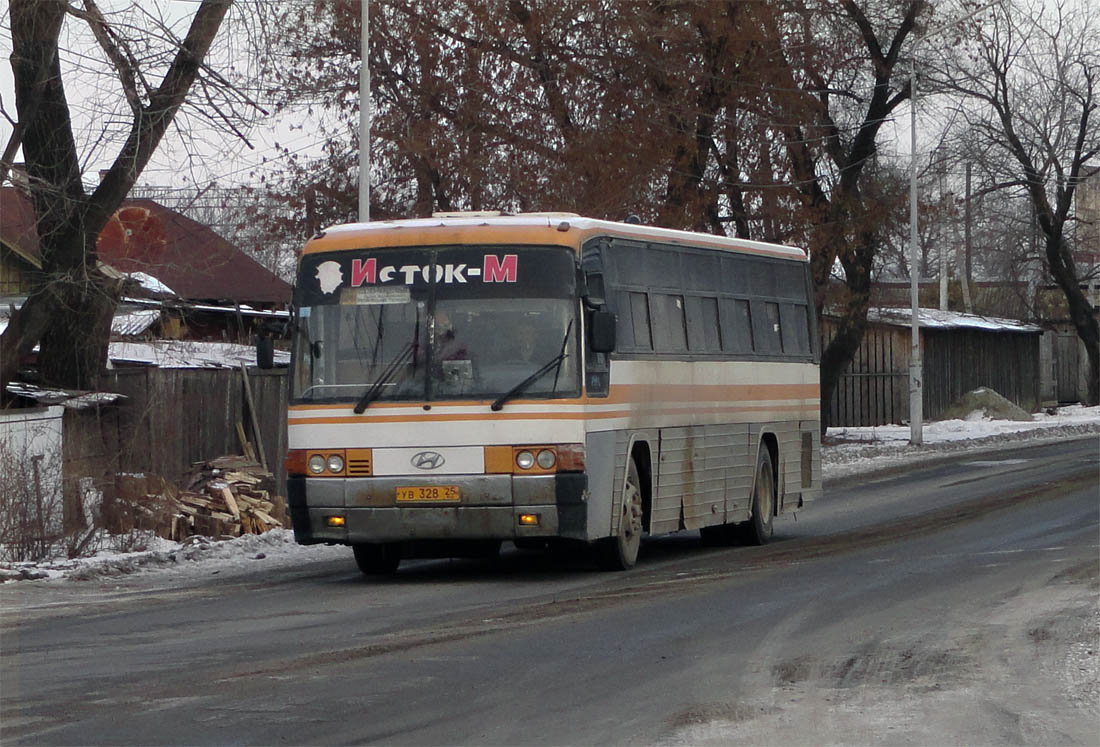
284,213 -> 821,574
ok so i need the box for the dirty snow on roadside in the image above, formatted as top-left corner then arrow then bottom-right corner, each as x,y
1,405 -> 1097,587
825,403 -> 1100,480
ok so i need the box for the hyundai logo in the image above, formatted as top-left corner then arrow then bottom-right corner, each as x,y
411,451 -> 446,470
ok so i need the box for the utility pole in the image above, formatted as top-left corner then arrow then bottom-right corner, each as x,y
359,0 -> 370,222
906,0 -> 997,446
939,160 -> 948,311
909,55 -> 923,445
961,162 -> 973,313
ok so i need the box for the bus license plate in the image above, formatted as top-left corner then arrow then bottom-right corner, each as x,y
396,485 -> 460,503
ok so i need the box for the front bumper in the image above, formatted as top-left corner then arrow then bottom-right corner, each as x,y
288,472 -> 588,545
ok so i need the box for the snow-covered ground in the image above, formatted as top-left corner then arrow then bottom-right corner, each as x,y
2,405 -> 1098,586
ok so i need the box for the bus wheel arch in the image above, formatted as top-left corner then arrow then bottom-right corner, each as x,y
596,439 -> 651,570
630,439 -> 654,534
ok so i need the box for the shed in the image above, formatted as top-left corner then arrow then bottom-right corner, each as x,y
821,308 -> 1042,427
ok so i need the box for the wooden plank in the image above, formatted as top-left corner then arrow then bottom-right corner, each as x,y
224,470 -> 262,485
240,362 -> 268,471
219,486 -> 241,520
252,509 -> 280,527
236,422 -> 257,462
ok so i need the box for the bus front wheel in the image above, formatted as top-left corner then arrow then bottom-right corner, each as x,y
353,542 -> 401,576
597,457 -> 644,570
737,447 -> 775,545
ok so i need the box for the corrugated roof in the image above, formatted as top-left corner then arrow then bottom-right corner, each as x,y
111,308 -> 161,337
1,187 -> 290,305
108,340 -> 290,369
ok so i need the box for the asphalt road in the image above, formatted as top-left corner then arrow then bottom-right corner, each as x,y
2,437 -> 1097,745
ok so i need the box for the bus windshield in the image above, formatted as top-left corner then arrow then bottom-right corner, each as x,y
291,246 -> 580,405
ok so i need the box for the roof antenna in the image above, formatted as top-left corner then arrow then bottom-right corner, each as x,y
623,214 -> 641,225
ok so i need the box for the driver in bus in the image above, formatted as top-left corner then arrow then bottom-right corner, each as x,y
435,311 -> 468,360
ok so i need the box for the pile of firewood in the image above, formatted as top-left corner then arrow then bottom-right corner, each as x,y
111,457 -> 287,541
170,456 -> 286,540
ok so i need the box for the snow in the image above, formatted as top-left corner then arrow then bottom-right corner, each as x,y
125,271 -> 176,297
110,308 -> 161,336
868,306 -> 1042,333
107,339 -> 290,368
1,405 -> 1098,586
824,404 -> 1100,480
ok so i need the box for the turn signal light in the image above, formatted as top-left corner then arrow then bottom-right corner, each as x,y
325,515 -> 346,527
518,513 -> 540,526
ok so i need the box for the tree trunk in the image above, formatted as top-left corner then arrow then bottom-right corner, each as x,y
818,236 -> 875,434
1045,235 -> 1100,405
1,0 -> 231,397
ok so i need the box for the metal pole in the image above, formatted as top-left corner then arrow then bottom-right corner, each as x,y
359,0 -> 370,222
909,56 -> 923,445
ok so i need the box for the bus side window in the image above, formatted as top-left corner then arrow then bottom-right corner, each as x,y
629,292 -> 652,351
650,293 -> 687,353
780,303 -> 811,355
753,301 -> 782,354
719,298 -> 753,353
687,296 -> 721,352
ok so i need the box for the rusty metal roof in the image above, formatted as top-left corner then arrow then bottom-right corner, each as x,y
1,187 -> 289,305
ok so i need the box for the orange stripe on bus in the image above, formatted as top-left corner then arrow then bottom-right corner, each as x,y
287,403 -> 818,426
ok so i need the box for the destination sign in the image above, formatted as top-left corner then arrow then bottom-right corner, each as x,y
297,246 -> 576,305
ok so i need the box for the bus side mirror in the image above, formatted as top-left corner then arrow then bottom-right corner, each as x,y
590,310 -> 616,353
583,271 -> 606,308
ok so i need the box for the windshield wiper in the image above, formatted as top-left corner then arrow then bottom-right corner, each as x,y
491,322 -> 573,412
353,341 -> 416,414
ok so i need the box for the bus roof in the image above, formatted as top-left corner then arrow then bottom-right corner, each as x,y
303,214 -> 808,262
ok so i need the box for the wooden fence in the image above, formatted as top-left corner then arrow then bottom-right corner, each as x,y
63,368 -> 289,514
821,316 -> 1041,427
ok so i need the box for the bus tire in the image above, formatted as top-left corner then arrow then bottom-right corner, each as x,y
596,457 -> 644,570
737,446 -> 775,546
353,542 -> 401,575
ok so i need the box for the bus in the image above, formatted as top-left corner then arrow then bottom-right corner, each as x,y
284,213 -> 821,574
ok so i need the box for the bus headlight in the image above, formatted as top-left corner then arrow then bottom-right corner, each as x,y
308,454 -> 327,474
536,449 -> 557,469
327,454 -> 345,473
515,450 -> 535,470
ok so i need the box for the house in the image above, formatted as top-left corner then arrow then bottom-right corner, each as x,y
1,185 -> 291,343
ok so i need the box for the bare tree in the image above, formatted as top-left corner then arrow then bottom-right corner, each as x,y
934,0 -> 1099,403
761,0 -> 925,428
1,0 -> 240,397
251,1 -> 926,428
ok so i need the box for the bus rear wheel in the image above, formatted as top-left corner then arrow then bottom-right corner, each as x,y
597,457 -> 644,570
353,542 -> 401,576
737,447 -> 775,545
